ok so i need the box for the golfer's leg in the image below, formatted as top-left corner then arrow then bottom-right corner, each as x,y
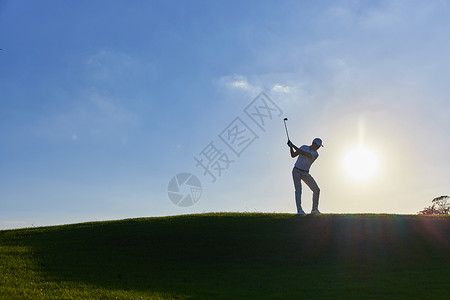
292,168 -> 303,213
303,174 -> 320,211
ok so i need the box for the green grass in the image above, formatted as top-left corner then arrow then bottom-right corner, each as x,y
0,213 -> 449,299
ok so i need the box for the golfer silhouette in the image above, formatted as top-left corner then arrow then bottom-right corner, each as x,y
287,138 -> 323,215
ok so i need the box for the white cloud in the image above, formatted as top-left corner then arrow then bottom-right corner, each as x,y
85,50 -> 133,83
89,93 -> 137,124
31,92 -> 140,141
272,84 -> 290,93
217,75 -> 254,91
28,49 -> 147,142
233,80 -> 248,88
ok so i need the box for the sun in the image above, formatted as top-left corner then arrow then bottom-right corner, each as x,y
343,145 -> 379,180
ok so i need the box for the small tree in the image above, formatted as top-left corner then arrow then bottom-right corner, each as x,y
418,195 -> 450,215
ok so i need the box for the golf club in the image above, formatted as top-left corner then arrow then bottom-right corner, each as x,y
283,118 -> 290,140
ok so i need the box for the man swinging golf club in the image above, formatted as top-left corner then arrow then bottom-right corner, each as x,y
284,118 -> 323,214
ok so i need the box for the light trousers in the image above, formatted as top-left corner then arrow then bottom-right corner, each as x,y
292,167 -> 320,212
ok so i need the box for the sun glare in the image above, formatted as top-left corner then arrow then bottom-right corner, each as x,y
343,145 -> 379,180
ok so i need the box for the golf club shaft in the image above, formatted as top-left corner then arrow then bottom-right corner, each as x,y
284,120 -> 290,140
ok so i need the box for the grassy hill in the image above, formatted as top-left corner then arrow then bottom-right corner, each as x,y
0,213 -> 449,299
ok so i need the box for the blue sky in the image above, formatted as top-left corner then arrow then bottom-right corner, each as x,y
1,0 -> 449,229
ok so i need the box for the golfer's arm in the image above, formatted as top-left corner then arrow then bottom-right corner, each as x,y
290,146 -> 300,158
291,147 -> 313,158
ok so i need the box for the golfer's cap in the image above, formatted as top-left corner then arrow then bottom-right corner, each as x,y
313,138 -> 324,147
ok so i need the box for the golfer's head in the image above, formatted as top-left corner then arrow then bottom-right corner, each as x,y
312,138 -> 323,150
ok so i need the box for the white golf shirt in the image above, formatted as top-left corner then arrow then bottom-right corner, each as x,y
294,145 -> 318,171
